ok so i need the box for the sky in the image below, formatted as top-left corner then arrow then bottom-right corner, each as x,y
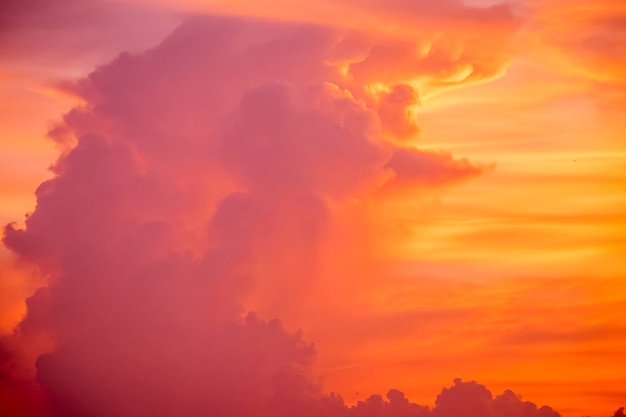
0,1 -> 625,416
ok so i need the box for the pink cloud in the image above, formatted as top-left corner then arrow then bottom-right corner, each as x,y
0,12 -> 572,417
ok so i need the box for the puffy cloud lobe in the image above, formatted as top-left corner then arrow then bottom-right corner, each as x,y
342,380 -> 560,417
493,390 -> 562,417
433,379 -> 560,417
221,82 -> 386,198
376,84 -> 421,141
33,313 -> 320,417
350,389 -> 429,417
0,14 -> 513,417
385,147 -> 484,187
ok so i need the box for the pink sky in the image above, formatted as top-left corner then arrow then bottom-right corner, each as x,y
1,1 -> 625,416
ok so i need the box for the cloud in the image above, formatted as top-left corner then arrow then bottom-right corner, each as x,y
433,379 -> 560,417
385,147 -> 484,188
32,313 -> 322,417
350,389 -> 430,417
345,380 -> 560,417
0,11 -> 540,417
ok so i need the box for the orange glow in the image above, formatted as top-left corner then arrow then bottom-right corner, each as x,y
0,78 -> 65,226
1,1 -> 625,417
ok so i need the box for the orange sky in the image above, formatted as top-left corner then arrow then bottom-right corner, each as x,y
1,1 -> 625,416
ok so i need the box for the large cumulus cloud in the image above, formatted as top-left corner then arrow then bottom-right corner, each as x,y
0,12 -> 569,417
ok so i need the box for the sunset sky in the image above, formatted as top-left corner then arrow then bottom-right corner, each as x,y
1,1 -> 625,417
